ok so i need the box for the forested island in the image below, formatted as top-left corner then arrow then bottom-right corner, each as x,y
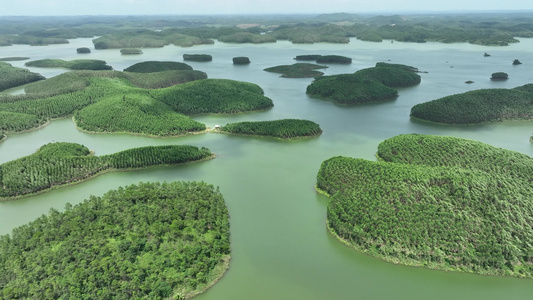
264,63 -> 327,78
123,61 -> 193,73
0,181 -> 230,299
410,84 -> 533,124
317,134 -> 533,278
0,142 -> 214,200
220,119 -> 322,139
0,61 -> 44,91
25,59 -> 113,70
0,68 -> 272,136
306,62 -> 421,104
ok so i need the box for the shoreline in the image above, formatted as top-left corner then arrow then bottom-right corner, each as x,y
181,255 -> 231,299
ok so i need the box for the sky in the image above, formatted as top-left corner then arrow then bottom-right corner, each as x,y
1,0 -> 532,16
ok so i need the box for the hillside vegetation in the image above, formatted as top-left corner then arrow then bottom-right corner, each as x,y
0,181 -> 230,299
221,119 -> 322,139
307,62 -> 421,105
151,79 -> 273,115
410,85 -> 533,124
0,62 -> 44,91
0,71 -> 268,136
0,142 -> 213,200
317,134 -> 533,278
75,93 -> 206,136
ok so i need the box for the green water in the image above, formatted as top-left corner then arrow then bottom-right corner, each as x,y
1,38 -> 533,299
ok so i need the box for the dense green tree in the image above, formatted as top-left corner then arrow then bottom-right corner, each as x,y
0,142 -> 213,199
221,119 -> 322,139
0,181 -> 230,299
317,134 -> 533,278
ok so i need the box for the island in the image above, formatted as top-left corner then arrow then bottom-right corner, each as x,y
264,63 -> 327,78
0,61 -> 44,91
183,54 -> 212,62
0,181 -> 230,299
294,54 -> 352,64
317,133 -> 533,279
120,48 -> 143,55
76,47 -> 91,54
0,71 -> 272,136
490,72 -> 508,80
25,59 -> 113,70
410,84 -> 533,124
306,62 -> 421,105
219,119 -> 322,139
0,142 -> 214,200
124,61 -> 193,73
233,56 -> 251,65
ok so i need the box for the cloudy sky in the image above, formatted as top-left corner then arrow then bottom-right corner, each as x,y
2,0 -> 532,16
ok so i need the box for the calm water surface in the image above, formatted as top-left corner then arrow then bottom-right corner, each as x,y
1,37 -> 533,299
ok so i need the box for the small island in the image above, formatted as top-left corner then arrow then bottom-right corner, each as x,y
183,54 -> 212,62
219,119 -> 322,139
410,84 -> 533,124
0,57 -> 30,61
76,47 -> 91,54
294,54 -> 352,64
490,72 -> 508,80
120,48 -> 143,55
0,61 -> 45,91
233,56 -> 251,65
0,181 -> 230,299
306,62 -> 421,105
264,63 -> 327,78
512,59 -> 522,65
317,134 -> 533,279
0,142 -> 214,200
25,59 -> 113,70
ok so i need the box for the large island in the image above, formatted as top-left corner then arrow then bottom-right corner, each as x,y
317,134 -> 533,278
0,181 -> 230,299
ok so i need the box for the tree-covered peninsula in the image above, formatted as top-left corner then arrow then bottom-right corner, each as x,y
0,181 -> 230,299
264,63 -> 327,78
317,134 -> 533,278
220,119 -> 322,139
0,142 -> 214,200
0,61 -> 44,91
306,62 -> 421,105
25,59 -> 113,70
410,84 -> 533,124
0,70 -> 271,136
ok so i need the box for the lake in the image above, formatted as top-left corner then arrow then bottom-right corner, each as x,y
1,37 -> 533,299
